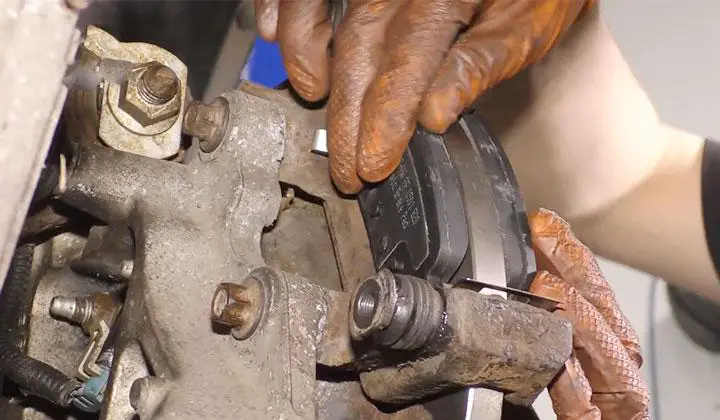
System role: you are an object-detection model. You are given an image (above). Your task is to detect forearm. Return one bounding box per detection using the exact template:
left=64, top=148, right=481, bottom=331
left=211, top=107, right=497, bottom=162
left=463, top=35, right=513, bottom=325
left=572, top=127, right=717, bottom=301
left=474, top=6, right=720, bottom=299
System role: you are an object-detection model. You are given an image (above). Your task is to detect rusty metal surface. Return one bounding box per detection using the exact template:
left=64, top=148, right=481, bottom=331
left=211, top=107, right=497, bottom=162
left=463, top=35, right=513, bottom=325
left=0, top=0, right=80, bottom=298
left=359, top=287, right=573, bottom=407
left=211, top=276, right=268, bottom=340
left=240, top=83, right=376, bottom=292
left=183, top=98, right=230, bottom=153
left=112, top=63, right=181, bottom=128
left=81, top=26, right=187, bottom=159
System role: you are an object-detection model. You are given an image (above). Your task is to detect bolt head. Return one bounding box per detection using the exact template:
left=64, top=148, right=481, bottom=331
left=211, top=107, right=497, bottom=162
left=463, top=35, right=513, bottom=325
left=211, top=283, right=249, bottom=327
left=119, top=62, right=181, bottom=127
left=210, top=277, right=266, bottom=340
left=182, top=98, right=229, bottom=152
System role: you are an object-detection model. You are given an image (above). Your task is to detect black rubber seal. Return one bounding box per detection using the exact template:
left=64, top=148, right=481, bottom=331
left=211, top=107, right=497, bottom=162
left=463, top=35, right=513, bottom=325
left=701, top=138, right=720, bottom=277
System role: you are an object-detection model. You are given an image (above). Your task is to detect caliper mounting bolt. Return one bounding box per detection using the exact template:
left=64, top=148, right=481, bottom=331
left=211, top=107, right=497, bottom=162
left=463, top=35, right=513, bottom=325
left=183, top=97, right=230, bottom=153
left=211, top=275, right=266, bottom=340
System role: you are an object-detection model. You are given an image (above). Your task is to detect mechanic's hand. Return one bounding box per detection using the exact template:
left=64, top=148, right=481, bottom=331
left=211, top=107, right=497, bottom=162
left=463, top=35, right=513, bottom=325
left=254, top=0, right=596, bottom=193
left=529, top=209, right=649, bottom=420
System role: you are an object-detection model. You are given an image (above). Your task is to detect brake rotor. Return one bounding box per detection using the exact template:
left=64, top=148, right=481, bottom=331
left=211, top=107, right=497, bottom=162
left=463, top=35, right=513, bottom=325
left=358, top=112, right=537, bottom=420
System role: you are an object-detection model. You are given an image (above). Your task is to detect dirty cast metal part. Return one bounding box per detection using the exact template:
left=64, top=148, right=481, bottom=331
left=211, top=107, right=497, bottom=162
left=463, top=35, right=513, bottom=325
left=51, top=81, right=433, bottom=419
left=0, top=0, right=80, bottom=293
left=55, top=83, right=412, bottom=419
left=60, top=86, right=288, bottom=418
left=350, top=272, right=572, bottom=407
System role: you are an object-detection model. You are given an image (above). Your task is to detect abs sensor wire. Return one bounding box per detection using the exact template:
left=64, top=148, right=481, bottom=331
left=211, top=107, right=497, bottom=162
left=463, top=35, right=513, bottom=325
left=0, top=244, right=81, bottom=407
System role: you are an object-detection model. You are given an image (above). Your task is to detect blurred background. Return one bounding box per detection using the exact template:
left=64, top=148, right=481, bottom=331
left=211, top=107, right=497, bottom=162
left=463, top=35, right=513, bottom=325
left=599, top=1, right=720, bottom=419
left=76, top=1, right=720, bottom=418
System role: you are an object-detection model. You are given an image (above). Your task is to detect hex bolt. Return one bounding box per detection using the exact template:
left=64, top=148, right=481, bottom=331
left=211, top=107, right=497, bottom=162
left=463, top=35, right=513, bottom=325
left=50, top=296, right=93, bottom=325
left=211, top=283, right=244, bottom=326
left=139, top=63, right=179, bottom=105
left=211, top=276, right=266, bottom=340
left=183, top=98, right=230, bottom=153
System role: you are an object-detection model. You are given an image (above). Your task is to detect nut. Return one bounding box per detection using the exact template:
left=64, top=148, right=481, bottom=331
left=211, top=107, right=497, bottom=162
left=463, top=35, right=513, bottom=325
left=211, top=276, right=265, bottom=340
left=183, top=98, right=230, bottom=153
left=119, top=62, right=181, bottom=127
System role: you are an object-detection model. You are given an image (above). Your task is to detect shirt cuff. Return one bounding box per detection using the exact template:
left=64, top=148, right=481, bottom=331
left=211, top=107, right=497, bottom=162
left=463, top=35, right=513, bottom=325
left=702, top=138, right=720, bottom=276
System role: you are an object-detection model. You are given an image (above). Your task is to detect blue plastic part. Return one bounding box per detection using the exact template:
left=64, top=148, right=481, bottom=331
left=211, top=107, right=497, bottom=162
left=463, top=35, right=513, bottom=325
left=73, top=368, right=110, bottom=413
left=243, top=38, right=287, bottom=88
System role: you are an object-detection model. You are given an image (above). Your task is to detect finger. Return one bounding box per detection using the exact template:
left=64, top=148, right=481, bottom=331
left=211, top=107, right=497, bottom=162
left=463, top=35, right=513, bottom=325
left=254, top=0, right=279, bottom=41
left=530, top=209, right=643, bottom=369
left=550, top=355, right=602, bottom=420
left=419, top=0, right=585, bottom=133
left=531, top=273, right=650, bottom=420
left=534, top=271, right=601, bottom=420
left=356, top=0, right=481, bottom=182
left=328, top=0, right=406, bottom=194
left=276, top=0, right=332, bottom=102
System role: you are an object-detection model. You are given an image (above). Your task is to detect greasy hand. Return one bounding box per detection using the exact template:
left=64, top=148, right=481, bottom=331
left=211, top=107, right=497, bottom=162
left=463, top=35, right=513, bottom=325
left=529, top=209, right=649, bottom=420
left=254, top=0, right=595, bottom=193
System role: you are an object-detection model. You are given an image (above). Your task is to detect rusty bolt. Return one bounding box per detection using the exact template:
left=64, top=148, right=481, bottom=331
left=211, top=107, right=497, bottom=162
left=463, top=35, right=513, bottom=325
left=140, top=64, right=179, bottom=105
left=119, top=62, right=182, bottom=127
left=183, top=97, right=230, bottom=153
left=211, top=277, right=265, bottom=340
